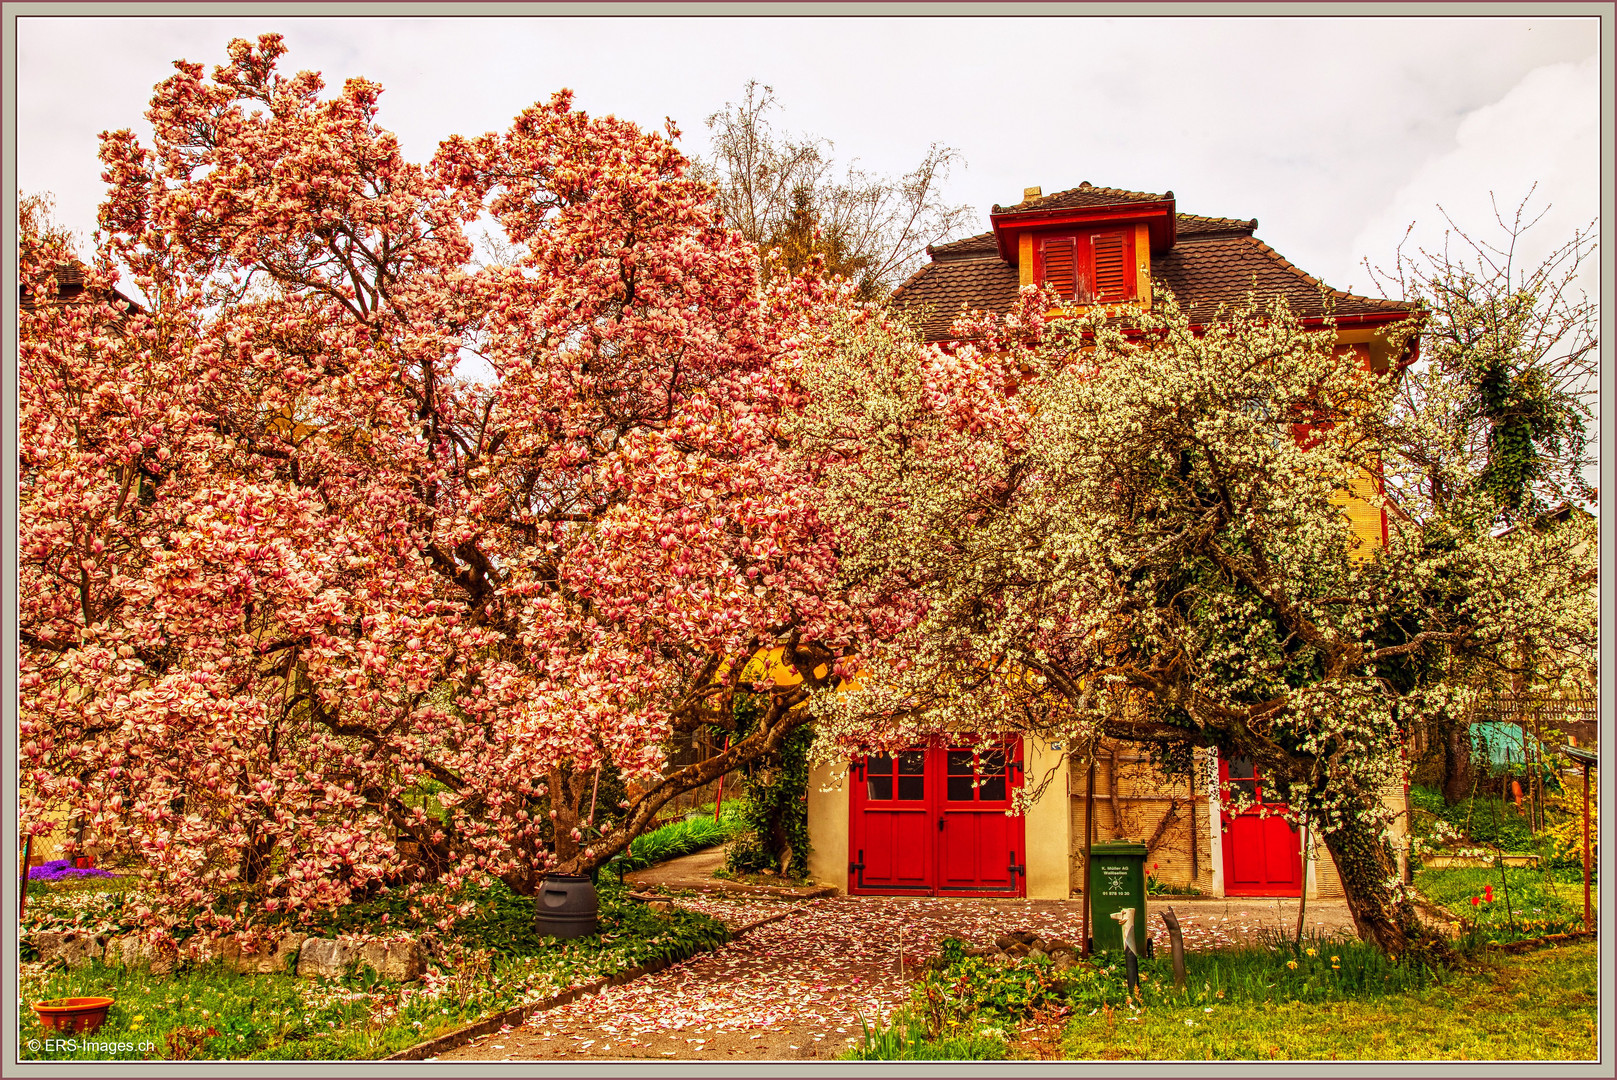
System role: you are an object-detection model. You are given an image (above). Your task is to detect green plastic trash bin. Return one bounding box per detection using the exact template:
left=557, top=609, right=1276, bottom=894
left=1087, top=841, right=1148, bottom=955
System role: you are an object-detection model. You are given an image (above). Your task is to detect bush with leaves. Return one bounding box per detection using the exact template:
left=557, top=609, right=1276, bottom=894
left=723, top=690, right=813, bottom=878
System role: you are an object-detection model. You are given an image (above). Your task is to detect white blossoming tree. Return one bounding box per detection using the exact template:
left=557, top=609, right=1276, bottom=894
left=1367, top=198, right=1599, bottom=803
left=793, top=286, right=1595, bottom=956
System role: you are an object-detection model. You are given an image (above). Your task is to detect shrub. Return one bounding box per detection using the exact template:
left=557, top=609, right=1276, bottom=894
left=724, top=702, right=814, bottom=878
left=613, top=812, right=748, bottom=875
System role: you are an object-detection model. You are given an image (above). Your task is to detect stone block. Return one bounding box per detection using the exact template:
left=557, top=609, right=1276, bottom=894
left=220, top=932, right=308, bottom=975
left=297, top=936, right=424, bottom=982
left=29, top=931, right=107, bottom=969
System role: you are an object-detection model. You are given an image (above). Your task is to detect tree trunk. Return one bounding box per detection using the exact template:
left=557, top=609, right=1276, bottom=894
left=1319, top=808, right=1442, bottom=959
left=1441, top=720, right=1473, bottom=805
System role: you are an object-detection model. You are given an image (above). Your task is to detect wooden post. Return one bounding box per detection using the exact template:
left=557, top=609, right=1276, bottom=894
left=1294, top=822, right=1310, bottom=952
left=1188, top=763, right=1199, bottom=881
left=1160, top=907, right=1187, bottom=988
left=1531, top=710, right=1544, bottom=832
left=1082, top=744, right=1097, bottom=957
left=1400, top=720, right=1414, bottom=885
left=1583, top=761, right=1592, bottom=932
left=712, top=735, right=732, bottom=821
left=1520, top=717, right=1533, bottom=833
left=18, top=834, right=32, bottom=918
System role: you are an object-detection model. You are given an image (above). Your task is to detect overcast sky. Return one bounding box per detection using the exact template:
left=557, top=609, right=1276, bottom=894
left=15, top=13, right=1601, bottom=304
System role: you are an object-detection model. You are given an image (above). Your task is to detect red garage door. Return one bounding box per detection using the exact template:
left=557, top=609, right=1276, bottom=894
left=1220, top=754, right=1303, bottom=897
left=849, top=737, right=1026, bottom=896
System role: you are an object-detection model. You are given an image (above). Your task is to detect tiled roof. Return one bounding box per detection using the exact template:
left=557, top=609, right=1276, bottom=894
left=890, top=249, right=1020, bottom=342
left=994, top=181, right=1167, bottom=215
left=1177, top=213, right=1258, bottom=238
left=926, top=232, right=998, bottom=260
left=19, top=264, right=143, bottom=315
left=892, top=191, right=1412, bottom=342
left=1157, top=233, right=1411, bottom=324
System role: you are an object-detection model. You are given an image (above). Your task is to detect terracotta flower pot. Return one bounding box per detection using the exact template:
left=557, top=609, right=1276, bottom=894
left=32, top=997, right=114, bottom=1034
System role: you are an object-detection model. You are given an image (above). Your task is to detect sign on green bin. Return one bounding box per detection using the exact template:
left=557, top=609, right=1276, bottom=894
left=1087, top=841, right=1147, bottom=954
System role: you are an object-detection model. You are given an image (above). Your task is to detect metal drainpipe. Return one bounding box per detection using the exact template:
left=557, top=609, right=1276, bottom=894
left=1082, top=743, right=1096, bottom=956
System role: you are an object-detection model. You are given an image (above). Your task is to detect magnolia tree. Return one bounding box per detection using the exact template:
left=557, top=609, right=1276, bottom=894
left=20, top=36, right=895, bottom=932
left=792, top=287, right=1595, bottom=954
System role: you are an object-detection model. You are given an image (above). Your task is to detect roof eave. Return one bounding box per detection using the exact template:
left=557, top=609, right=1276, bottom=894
left=991, top=200, right=1178, bottom=262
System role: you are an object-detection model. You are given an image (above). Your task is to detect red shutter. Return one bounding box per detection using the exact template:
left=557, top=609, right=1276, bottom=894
left=1090, top=229, right=1135, bottom=302
left=1039, top=235, right=1077, bottom=301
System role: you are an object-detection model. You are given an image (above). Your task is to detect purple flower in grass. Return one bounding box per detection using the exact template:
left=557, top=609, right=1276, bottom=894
left=27, top=859, right=118, bottom=882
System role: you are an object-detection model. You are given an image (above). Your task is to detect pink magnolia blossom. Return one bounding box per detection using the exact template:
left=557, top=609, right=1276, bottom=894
left=20, top=35, right=899, bottom=927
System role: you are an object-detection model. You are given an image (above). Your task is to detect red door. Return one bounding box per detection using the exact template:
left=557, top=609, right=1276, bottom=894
left=849, top=747, right=933, bottom=892
left=1220, top=754, right=1303, bottom=897
left=849, top=737, right=1025, bottom=896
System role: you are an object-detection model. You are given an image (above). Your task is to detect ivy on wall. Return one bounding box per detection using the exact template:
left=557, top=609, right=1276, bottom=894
left=723, top=691, right=813, bottom=879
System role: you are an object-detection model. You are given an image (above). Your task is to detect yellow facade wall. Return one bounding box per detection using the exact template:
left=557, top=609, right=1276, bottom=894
left=1024, top=739, right=1072, bottom=899
left=1068, top=746, right=1217, bottom=895
left=806, top=759, right=850, bottom=892
left=1335, top=467, right=1387, bottom=559
left=1133, top=223, right=1153, bottom=309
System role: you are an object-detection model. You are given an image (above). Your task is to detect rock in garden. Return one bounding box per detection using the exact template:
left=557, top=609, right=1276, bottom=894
left=220, top=932, right=307, bottom=975
left=1028, top=947, right=1049, bottom=961
left=964, top=945, right=1000, bottom=958
left=1009, top=928, right=1040, bottom=944
left=28, top=931, right=107, bottom=969
left=994, top=934, right=1018, bottom=951
left=1045, top=939, right=1076, bottom=954
left=646, top=901, right=672, bottom=914
left=1052, top=952, right=1077, bottom=972
left=297, top=936, right=425, bottom=982
left=104, top=934, right=177, bottom=974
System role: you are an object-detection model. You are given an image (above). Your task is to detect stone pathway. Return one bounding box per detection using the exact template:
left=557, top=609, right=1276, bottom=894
left=441, top=892, right=1362, bottom=1062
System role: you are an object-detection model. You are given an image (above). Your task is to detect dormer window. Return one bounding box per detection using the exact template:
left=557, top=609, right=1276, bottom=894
left=1035, top=228, right=1137, bottom=304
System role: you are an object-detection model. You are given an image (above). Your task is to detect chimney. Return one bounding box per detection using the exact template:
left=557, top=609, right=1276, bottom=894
left=1022, top=186, right=1042, bottom=200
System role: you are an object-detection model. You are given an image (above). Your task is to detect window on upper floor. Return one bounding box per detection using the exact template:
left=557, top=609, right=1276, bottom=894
left=1034, top=228, right=1137, bottom=305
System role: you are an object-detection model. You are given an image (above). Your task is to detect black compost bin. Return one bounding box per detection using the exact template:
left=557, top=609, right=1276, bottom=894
left=534, top=874, right=599, bottom=939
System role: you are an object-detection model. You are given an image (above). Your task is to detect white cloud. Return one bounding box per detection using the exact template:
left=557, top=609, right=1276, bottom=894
left=14, top=12, right=1600, bottom=306
left=1342, top=54, right=1600, bottom=298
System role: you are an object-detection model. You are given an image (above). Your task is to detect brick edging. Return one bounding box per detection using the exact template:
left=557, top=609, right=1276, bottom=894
left=381, top=906, right=803, bottom=1061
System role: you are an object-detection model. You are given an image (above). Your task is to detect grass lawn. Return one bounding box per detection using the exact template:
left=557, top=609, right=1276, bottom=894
left=19, top=877, right=728, bottom=1061
left=1415, top=864, right=1594, bottom=933
left=1061, top=941, right=1598, bottom=1061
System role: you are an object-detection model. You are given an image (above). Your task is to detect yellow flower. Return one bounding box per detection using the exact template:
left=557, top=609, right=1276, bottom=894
left=1305, top=948, right=1317, bottom=957
left=1286, top=960, right=1298, bottom=969
left=1330, top=956, right=1339, bottom=963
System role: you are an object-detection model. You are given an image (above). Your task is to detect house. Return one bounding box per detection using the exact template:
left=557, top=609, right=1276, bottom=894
left=805, top=182, right=1419, bottom=901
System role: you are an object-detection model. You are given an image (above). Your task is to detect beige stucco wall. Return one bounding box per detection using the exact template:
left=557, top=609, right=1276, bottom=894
left=1023, top=738, right=1072, bottom=899
left=806, top=759, right=850, bottom=893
